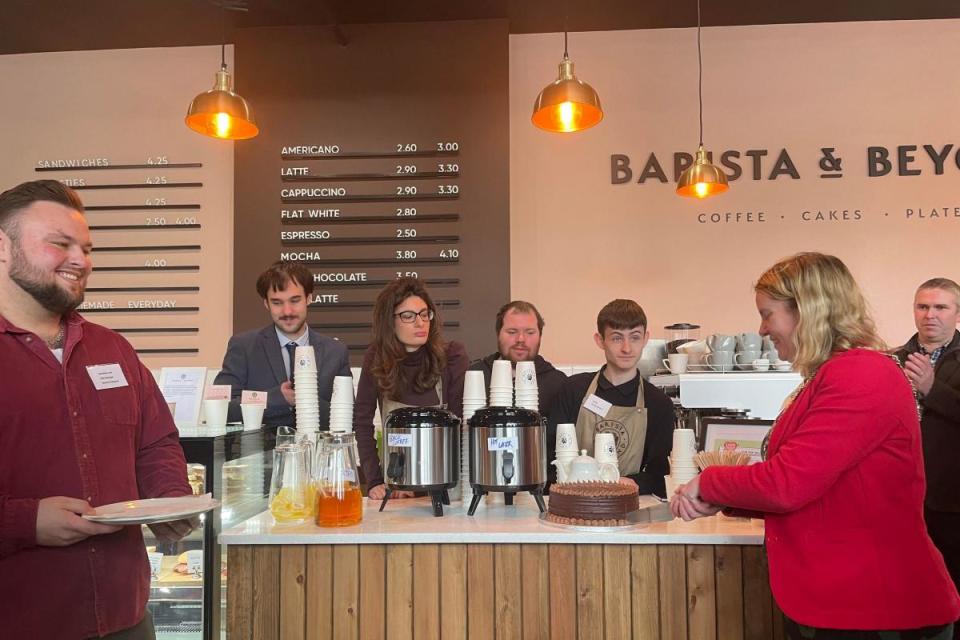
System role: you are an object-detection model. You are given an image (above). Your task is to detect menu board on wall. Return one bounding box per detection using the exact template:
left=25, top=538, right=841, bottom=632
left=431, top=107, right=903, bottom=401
left=34, top=157, right=205, bottom=356
left=235, top=20, right=510, bottom=363
left=0, top=46, right=234, bottom=368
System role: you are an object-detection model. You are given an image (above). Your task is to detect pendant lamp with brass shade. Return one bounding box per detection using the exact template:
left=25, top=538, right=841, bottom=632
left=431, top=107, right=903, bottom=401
left=185, top=4, right=258, bottom=141
left=676, top=0, right=728, bottom=198
left=532, top=31, right=603, bottom=133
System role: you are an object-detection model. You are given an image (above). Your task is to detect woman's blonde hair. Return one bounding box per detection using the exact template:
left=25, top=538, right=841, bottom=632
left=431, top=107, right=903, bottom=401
left=755, top=252, right=886, bottom=377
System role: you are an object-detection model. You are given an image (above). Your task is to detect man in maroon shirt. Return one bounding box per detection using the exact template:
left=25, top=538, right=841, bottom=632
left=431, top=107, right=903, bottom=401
left=0, top=180, right=192, bottom=639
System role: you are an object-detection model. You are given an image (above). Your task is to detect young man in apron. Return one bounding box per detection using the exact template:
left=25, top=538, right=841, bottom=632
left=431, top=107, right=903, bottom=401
left=546, top=299, right=674, bottom=496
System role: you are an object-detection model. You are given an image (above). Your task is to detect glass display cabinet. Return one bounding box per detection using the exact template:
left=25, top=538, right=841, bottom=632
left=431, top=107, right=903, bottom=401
left=144, top=426, right=278, bottom=640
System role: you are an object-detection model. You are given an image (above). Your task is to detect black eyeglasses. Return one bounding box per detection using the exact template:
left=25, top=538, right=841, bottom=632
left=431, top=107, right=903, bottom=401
left=394, top=309, right=434, bottom=323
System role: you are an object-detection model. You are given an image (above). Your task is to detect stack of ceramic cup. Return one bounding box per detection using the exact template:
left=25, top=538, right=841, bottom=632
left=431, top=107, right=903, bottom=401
left=553, top=423, right=579, bottom=482
left=458, top=370, right=487, bottom=503
left=705, top=334, right=736, bottom=372
left=514, top=361, right=538, bottom=411
left=665, top=428, right=699, bottom=495
left=488, top=359, right=513, bottom=407
left=328, top=375, right=355, bottom=433
left=293, top=346, right=320, bottom=432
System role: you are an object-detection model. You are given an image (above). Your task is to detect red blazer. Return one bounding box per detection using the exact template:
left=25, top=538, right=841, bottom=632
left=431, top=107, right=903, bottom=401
left=700, top=349, right=960, bottom=630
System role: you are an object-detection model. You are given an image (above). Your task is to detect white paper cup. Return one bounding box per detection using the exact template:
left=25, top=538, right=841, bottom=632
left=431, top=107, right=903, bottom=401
left=293, top=346, right=317, bottom=371
left=202, top=399, right=229, bottom=428
left=490, top=360, right=513, bottom=391
left=594, top=433, right=618, bottom=464
left=514, top=361, right=538, bottom=390
left=464, top=370, right=487, bottom=402
left=664, top=475, right=677, bottom=497
left=555, top=423, right=578, bottom=452
left=672, top=428, right=696, bottom=454
left=240, top=403, right=265, bottom=430
left=331, top=376, right=354, bottom=401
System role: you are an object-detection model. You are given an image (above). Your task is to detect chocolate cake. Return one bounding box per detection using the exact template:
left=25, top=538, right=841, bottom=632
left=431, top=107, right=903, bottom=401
left=546, top=481, right=640, bottom=526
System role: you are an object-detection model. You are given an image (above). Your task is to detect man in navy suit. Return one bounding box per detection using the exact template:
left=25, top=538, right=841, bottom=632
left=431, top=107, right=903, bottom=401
left=214, top=261, right=351, bottom=427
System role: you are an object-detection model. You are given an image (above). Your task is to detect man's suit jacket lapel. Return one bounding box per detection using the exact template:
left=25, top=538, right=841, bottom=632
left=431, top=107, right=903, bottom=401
left=259, top=325, right=288, bottom=384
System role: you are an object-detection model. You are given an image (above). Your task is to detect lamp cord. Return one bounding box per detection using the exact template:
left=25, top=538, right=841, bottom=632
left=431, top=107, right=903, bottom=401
left=564, top=30, right=568, bottom=58
left=697, top=0, right=703, bottom=146
left=220, top=0, right=227, bottom=70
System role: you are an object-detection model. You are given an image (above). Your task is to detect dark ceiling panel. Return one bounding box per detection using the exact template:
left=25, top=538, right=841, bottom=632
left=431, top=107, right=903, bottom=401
left=0, top=0, right=957, bottom=55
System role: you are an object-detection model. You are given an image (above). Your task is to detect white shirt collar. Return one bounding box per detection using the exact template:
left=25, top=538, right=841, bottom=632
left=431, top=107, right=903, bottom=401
left=275, top=325, right=309, bottom=347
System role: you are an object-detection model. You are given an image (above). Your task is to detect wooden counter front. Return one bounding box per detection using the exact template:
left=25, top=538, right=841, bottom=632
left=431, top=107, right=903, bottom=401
left=223, top=499, right=785, bottom=639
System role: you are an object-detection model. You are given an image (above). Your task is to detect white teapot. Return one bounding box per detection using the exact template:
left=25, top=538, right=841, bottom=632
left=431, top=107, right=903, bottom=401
left=563, top=450, right=619, bottom=483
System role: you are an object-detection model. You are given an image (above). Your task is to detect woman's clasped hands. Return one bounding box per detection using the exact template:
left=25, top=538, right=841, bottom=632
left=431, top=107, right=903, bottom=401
left=669, top=475, right=724, bottom=521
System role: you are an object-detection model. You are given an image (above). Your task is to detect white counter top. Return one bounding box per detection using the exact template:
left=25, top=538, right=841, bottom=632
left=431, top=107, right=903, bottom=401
left=220, top=494, right=764, bottom=546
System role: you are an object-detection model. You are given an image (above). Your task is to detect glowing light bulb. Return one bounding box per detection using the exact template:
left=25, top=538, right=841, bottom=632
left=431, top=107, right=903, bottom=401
left=558, top=102, right=576, bottom=130
left=694, top=182, right=709, bottom=198
left=214, top=112, right=231, bottom=138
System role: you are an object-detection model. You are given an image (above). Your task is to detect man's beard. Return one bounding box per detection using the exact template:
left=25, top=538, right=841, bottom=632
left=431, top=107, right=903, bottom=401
left=9, top=243, right=85, bottom=315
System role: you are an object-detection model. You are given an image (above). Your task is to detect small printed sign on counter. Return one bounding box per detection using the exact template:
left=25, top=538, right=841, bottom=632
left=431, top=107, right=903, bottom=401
left=241, top=389, right=267, bottom=405
left=186, top=550, right=203, bottom=578
left=203, top=384, right=231, bottom=401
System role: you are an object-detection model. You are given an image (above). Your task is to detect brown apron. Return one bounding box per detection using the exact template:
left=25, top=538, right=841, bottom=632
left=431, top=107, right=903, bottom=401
left=574, top=371, right=648, bottom=476
left=380, top=377, right=444, bottom=418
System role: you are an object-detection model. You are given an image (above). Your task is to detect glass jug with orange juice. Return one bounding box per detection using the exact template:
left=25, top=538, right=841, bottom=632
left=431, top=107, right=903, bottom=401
left=314, top=432, right=363, bottom=527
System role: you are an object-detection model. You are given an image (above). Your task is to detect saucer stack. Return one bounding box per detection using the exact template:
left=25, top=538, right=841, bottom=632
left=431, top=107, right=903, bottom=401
left=488, top=359, right=513, bottom=407
left=665, top=428, right=699, bottom=495
left=293, top=346, right=320, bottom=433
left=329, top=376, right=355, bottom=433
left=514, top=361, right=538, bottom=411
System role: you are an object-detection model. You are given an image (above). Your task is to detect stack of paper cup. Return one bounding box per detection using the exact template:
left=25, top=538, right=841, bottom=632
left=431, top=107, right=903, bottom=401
left=594, top=432, right=620, bottom=480
left=488, top=359, right=513, bottom=407
left=293, top=346, right=320, bottom=432
left=514, top=361, right=539, bottom=411
left=329, top=375, right=355, bottom=433
left=458, top=370, right=488, bottom=503
left=553, top=423, right=579, bottom=482
left=667, top=428, right=699, bottom=489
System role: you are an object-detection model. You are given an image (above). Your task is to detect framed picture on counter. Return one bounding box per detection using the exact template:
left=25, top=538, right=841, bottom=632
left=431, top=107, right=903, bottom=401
left=701, top=419, right=774, bottom=463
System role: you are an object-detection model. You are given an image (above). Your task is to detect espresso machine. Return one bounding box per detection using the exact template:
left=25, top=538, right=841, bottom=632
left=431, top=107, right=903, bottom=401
left=650, top=371, right=801, bottom=445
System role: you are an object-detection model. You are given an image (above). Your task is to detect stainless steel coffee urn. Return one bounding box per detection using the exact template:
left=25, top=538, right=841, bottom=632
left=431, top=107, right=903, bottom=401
left=379, top=407, right=460, bottom=517
left=467, top=406, right=547, bottom=515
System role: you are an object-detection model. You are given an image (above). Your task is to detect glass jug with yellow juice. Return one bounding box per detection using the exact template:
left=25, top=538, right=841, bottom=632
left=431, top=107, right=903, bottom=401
left=315, top=432, right=363, bottom=527
left=269, top=442, right=312, bottom=524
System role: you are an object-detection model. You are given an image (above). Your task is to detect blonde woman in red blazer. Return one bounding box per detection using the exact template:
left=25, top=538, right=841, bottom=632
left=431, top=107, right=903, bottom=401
left=671, top=253, right=960, bottom=639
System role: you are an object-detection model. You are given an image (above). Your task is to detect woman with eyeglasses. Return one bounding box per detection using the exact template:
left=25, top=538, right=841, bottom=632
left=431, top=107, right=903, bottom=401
left=354, top=277, right=468, bottom=500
